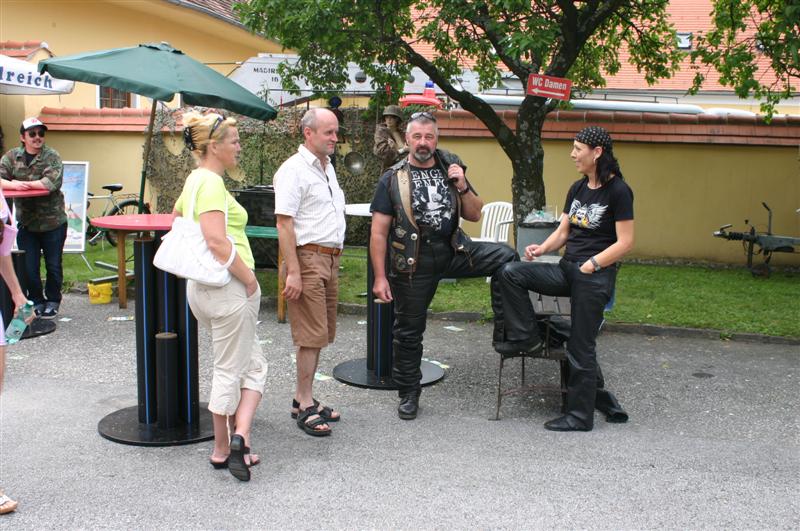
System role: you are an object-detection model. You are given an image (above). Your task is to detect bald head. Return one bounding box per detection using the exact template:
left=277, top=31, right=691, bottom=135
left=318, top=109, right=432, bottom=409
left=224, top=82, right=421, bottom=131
left=302, top=108, right=339, bottom=161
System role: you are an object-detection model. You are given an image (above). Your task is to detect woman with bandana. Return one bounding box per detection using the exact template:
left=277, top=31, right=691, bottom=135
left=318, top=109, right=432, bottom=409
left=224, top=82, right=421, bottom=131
left=496, top=126, right=634, bottom=432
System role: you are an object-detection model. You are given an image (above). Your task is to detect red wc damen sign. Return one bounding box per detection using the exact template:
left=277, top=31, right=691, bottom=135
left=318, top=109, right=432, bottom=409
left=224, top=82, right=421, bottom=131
left=526, top=73, right=572, bottom=101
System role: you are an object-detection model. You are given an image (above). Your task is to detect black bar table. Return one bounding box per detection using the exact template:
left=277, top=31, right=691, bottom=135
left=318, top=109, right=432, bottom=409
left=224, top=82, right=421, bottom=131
left=332, top=203, right=444, bottom=389
left=91, top=214, right=213, bottom=446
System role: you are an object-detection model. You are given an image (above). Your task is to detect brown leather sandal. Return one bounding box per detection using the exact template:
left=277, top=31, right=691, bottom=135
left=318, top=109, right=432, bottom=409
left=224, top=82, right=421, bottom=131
left=291, top=398, right=340, bottom=422
left=296, top=405, right=332, bottom=437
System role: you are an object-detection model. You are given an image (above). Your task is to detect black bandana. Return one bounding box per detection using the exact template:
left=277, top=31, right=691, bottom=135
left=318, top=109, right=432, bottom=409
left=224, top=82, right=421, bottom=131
left=575, top=126, right=612, bottom=151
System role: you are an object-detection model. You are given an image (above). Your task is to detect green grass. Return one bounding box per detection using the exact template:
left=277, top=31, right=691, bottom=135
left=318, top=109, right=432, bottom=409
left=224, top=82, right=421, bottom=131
left=63, top=244, right=800, bottom=338
left=62, top=240, right=133, bottom=288
left=608, top=264, right=800, bottom=338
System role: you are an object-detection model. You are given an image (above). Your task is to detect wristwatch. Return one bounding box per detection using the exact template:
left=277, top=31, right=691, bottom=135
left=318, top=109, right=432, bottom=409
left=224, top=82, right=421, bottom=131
left=457, top=185, right=469, bottom=195
left=589, top=256, right=602, bottom=272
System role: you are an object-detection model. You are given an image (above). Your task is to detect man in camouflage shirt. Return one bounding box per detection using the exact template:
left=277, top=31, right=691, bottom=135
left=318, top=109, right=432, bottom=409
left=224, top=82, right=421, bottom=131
left=0, top=118, right=67, bottom=319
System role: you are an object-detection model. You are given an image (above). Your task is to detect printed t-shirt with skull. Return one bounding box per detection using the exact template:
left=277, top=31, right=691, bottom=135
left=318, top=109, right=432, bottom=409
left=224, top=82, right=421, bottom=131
left=370, top=162, right=457, bottom=240
left=562, top=176, right=634, bottom=262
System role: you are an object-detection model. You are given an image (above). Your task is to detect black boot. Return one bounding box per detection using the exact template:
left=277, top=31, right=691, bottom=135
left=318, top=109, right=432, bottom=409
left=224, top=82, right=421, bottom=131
left=493, top=337, right=543, bottom=356
left=544, top=414, right=592, bottom=432
left=492, top=320, right=505, bottom=344
left=398, top=390, right=420, bottom=420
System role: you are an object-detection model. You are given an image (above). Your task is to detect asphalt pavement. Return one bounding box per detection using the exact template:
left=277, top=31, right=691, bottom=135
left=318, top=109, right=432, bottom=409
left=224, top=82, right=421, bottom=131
left=0, top=292, right=797, bottom=530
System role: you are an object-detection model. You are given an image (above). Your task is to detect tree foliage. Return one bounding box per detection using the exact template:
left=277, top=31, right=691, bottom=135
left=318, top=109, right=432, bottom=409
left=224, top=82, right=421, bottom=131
left=233, top=1, right=789, bottom=219
left=690, top=0, right=799, bottom=119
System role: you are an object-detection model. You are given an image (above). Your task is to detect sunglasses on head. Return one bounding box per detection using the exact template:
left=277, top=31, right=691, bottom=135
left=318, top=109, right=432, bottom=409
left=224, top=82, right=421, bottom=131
left=26, top=129, right=46, bottom=138
left=410, top=111, right=436, bottom=122
left=209, top=116, right=224, bottom=139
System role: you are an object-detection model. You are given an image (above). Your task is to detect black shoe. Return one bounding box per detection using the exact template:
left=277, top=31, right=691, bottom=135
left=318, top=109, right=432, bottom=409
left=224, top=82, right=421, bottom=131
left=544, top=415, right=592, bottom=432
left=228, top=434, right=250, bottom=481
left=40, top=302, right=59, bottom=320
left=603, top=409, right=629, bottom=423
left=493, top=337, right=543, bottom=356
left=398, top=391, right=420, bottom=420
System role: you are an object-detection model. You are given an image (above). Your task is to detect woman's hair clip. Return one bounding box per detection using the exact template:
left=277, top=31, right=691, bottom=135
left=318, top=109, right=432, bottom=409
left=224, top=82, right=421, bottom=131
left=183, top=127, right=196, bottom=150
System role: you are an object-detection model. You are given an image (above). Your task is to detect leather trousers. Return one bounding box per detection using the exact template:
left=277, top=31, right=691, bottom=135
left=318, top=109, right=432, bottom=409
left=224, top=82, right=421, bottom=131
left=499, top=258, right=620, bottom=428
left=389, top=238, right=518, bottom=396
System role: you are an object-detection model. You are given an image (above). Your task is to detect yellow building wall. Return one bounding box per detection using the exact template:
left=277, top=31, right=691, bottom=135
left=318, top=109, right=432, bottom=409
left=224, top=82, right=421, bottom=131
left=45, top=131, right=147, bottom=217
left=441, top=137, right=800, bottom=266
left=0, top=0, right=281, bottom=200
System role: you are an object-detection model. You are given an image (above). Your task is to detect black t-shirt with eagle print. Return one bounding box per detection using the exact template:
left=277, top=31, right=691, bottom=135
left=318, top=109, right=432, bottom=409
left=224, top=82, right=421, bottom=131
left=562, top=176, right=634, bottom=262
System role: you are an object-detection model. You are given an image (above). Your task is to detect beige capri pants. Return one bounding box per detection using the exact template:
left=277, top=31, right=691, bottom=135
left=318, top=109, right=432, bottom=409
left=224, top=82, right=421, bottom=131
left=187, top=277, right=268, bottom=416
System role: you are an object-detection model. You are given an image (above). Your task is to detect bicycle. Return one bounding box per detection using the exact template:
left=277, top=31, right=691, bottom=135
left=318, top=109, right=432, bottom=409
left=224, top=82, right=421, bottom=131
left=85, top=183, right=151, bottom=247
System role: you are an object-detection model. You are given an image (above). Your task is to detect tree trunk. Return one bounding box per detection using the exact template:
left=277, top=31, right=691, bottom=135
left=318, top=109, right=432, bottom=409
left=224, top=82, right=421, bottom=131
left=511, top=110, right=548, bottom=235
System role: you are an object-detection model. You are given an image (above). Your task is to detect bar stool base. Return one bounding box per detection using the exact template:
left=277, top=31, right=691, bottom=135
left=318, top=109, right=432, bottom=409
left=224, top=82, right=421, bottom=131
left=22, top=318, right=56, bottom=339
left=98, top=403, right=214, bottom=447
left=333, top=359, right=444, bottom=390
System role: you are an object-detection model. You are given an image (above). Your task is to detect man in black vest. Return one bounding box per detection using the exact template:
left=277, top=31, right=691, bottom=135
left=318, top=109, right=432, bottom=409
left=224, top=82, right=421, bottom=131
left=369, top=112, right=520, bottom=420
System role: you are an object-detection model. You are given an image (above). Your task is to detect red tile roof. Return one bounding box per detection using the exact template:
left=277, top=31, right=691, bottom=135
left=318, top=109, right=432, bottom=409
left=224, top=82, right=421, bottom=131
left=407, top=0, right=778, bottom=94
left=603, top=0, right=777, bottom=92
left=163, top=0, right=243, bottom=28
left=39, top=107, right=163, bottom=132
left=0, top=40, right=53, bottom=60
left=37, top=106, right=799, bottom=146
left=435, top=109, right=800, bottom=146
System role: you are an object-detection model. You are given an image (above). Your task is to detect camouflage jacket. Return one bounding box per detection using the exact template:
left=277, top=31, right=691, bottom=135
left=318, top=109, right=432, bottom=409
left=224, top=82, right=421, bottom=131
left=0, top=145, right=66, bottom=231
left=373, top=123, right=407, bottom=173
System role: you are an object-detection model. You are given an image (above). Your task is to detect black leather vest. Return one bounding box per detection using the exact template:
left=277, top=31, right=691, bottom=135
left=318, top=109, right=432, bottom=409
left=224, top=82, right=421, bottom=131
left=386, top=149, right=471, bottom=275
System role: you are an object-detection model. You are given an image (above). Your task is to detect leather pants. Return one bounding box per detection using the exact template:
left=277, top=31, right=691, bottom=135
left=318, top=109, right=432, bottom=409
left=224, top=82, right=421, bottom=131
left=389, top=238, right=518, bottom=396
left=499, top=258, right=620, bottom=428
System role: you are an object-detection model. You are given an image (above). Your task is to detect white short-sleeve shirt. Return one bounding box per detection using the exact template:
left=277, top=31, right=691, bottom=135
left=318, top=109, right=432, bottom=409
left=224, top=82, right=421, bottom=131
left=273, top=145, right=346, bottom=248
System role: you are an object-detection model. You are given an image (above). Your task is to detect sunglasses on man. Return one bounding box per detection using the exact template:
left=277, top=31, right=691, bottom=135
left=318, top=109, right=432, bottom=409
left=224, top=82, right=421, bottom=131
left=26, top=129, right=46, bottom=138
left=409, top=111, right=437, bottom=122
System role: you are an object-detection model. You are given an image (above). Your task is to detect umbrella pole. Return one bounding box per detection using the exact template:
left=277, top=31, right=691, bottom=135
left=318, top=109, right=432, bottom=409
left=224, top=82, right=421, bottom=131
left=138, top=100, right=158, bottom=213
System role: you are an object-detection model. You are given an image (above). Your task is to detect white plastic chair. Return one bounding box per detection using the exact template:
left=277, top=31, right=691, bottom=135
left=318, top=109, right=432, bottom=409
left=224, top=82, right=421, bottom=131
left=469, top=201, right=514, bottom=282
left=471, top=201, right=514, bottom=244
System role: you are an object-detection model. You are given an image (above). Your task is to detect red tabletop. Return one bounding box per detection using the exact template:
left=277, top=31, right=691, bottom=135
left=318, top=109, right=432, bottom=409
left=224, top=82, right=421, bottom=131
left=91, top=213, right=175, bottom=231
left=3, top=189, right=50, bottom=198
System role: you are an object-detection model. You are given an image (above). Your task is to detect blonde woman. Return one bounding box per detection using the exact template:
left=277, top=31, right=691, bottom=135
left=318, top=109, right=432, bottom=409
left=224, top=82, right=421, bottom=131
left=174, top=112, right=267, bottom=482
left=0, top=188, right=31, bottom=515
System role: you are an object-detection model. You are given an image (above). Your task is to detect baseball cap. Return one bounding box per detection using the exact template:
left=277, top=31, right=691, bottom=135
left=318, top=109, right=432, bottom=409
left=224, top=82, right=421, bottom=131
left=20, top=117, right=48, bottom=134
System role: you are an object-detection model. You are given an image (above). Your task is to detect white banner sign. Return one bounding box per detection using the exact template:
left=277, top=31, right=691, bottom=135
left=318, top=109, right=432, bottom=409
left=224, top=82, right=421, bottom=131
left=0, top=54, right=74, bottom=95
left=229, top=53, right=480, bottom=107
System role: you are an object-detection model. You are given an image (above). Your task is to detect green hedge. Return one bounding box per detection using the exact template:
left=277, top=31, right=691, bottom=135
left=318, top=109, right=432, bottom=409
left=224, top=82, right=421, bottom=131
left=146, top=106, right=385, bottom=246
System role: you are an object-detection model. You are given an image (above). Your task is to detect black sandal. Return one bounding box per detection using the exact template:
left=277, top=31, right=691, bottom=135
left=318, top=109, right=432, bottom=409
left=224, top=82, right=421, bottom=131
left=228, top=434, right=251, bottom=481
left=244, top=446, right=261, bottom=467
left=291, top=398, right=340, bottom=422
left=209, top=457, right=229, bottom=469
left=297, top=406, right=332, bottom=437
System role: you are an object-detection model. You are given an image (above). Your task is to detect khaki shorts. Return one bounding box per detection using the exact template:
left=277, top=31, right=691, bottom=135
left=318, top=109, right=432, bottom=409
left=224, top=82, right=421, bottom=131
left=187, top=277, right=268, bottom=416
left=283, top=249, right=339, bottom=348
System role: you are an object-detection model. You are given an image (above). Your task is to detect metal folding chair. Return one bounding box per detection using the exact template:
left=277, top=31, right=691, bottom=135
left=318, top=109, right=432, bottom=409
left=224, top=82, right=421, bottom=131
left=493, top=291, right=569, bottom=420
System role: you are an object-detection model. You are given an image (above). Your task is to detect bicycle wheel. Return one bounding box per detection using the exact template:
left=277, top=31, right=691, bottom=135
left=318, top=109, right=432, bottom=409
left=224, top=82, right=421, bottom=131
left=105, top=199, right=151, bottom=247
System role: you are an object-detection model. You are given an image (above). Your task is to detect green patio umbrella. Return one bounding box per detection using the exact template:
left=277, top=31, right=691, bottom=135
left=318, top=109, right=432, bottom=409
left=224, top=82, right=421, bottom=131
left=38, top=42, right=278, bottom=212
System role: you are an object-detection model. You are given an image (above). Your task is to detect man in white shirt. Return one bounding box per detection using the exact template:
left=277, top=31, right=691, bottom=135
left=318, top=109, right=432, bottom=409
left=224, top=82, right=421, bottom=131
left=274, top=108, right=346, bottom=437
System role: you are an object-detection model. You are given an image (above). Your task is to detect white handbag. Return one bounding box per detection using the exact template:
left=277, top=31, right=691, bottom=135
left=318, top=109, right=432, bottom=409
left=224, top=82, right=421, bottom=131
left=153, top=176, right=236, bottom=286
